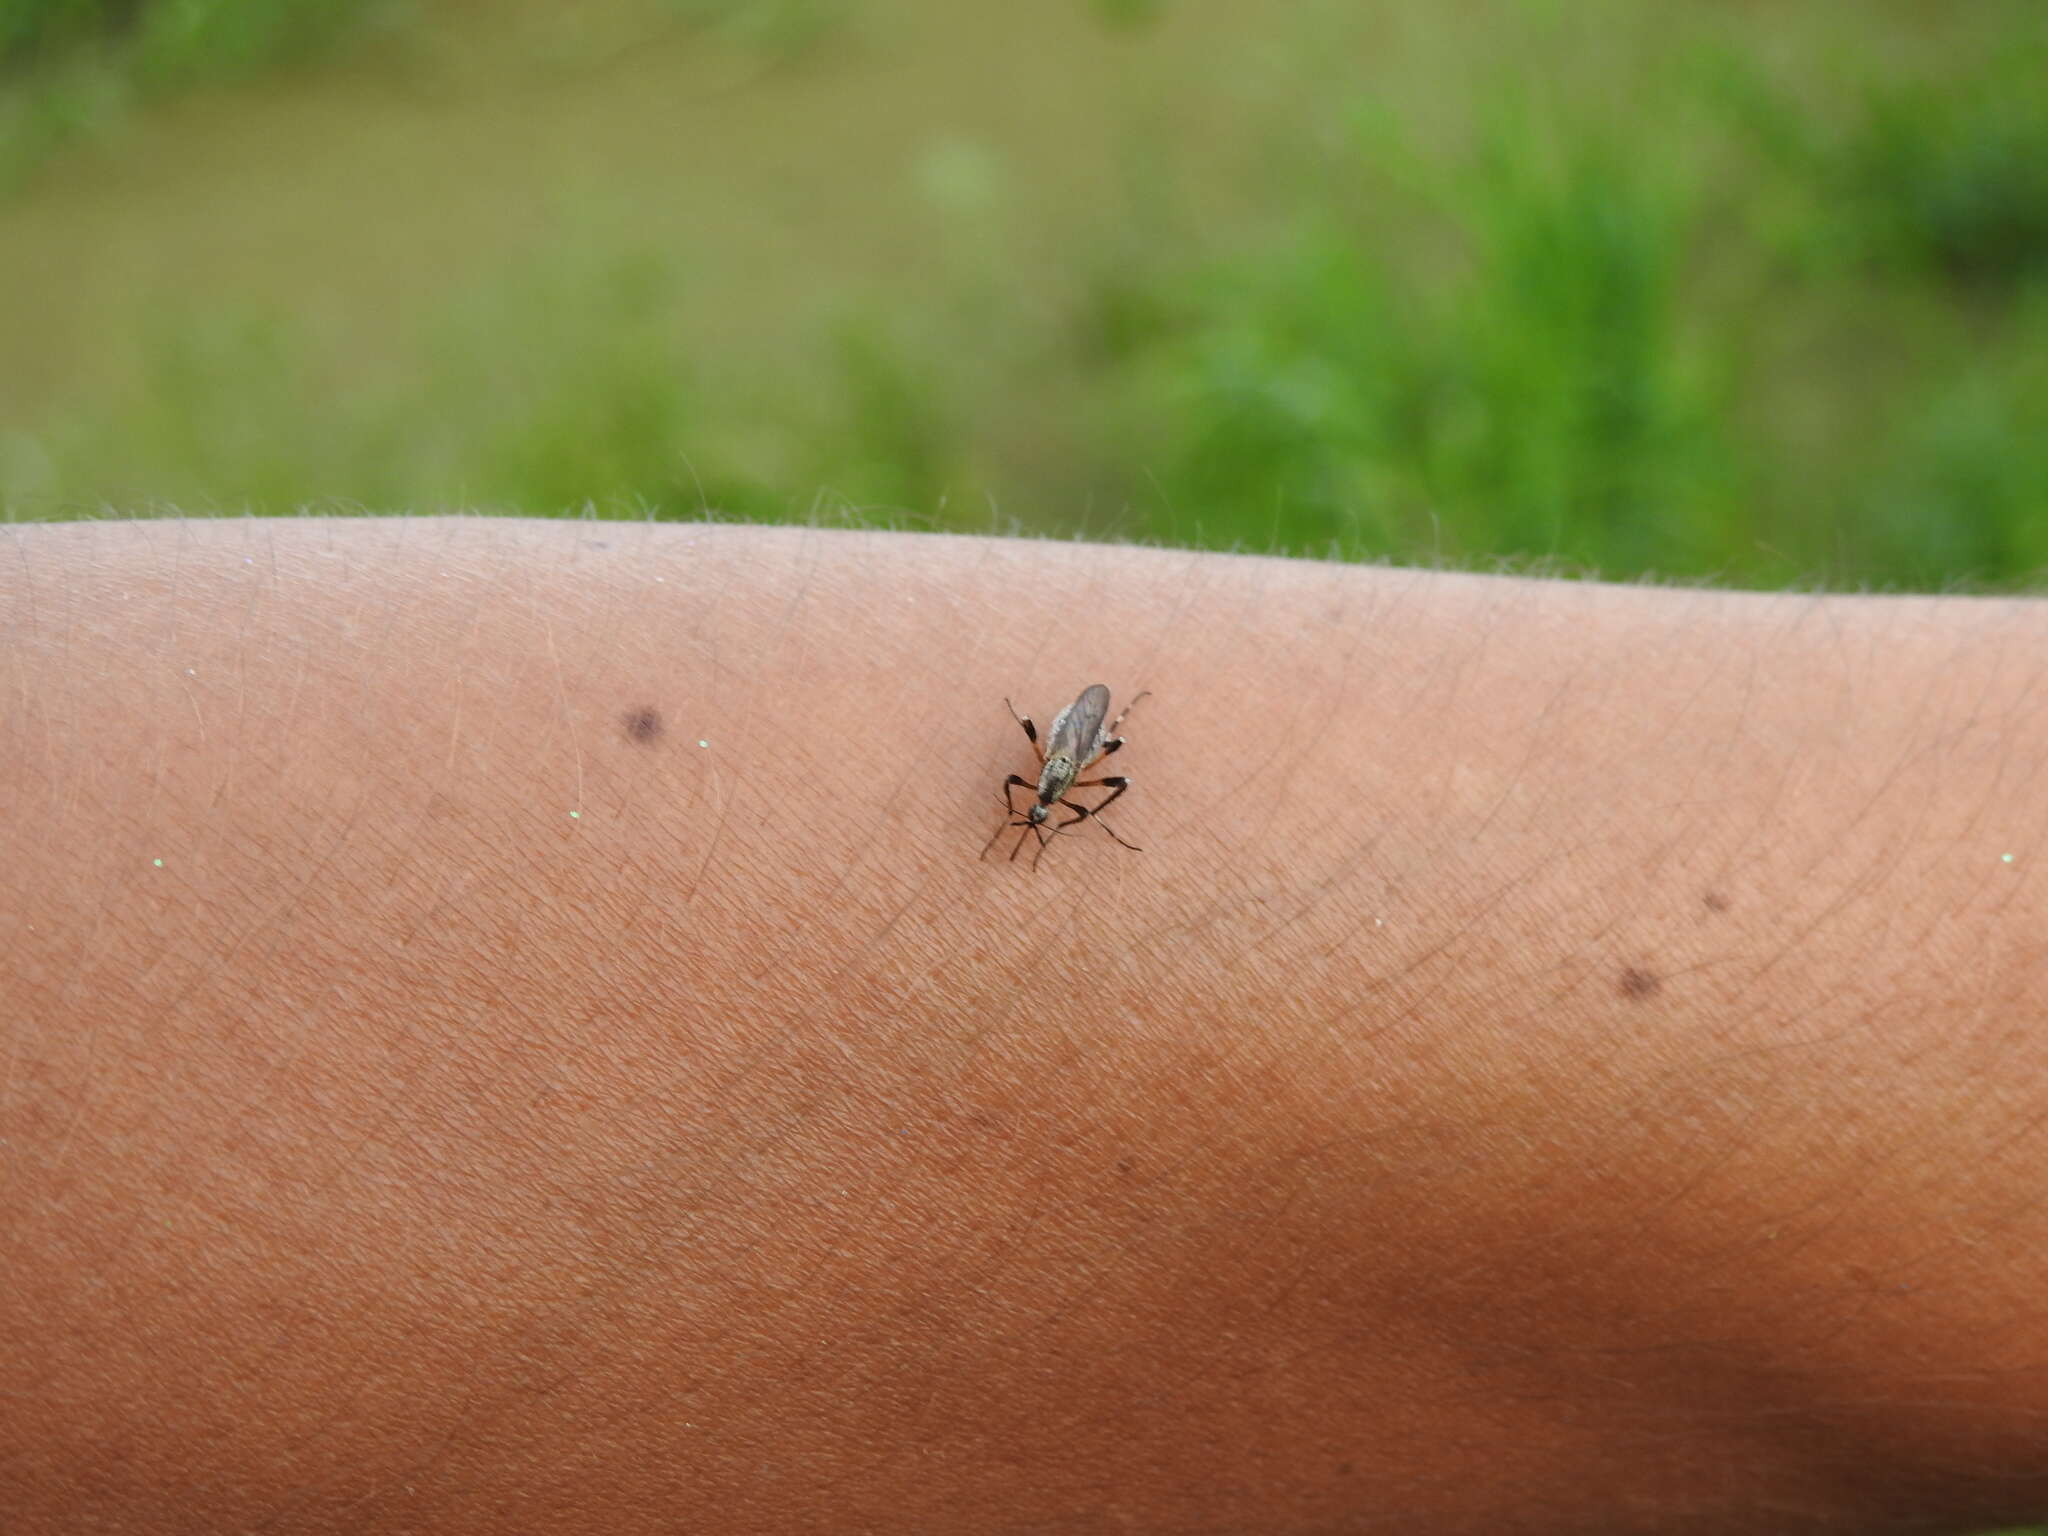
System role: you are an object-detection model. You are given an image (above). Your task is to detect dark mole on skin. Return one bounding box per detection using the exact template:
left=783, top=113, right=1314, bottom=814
left=1702, top=891, right=1730, bottom=913
left=622, top=707, right=664, bottom=744
left=1618, top=965, right=1663, bottom=1001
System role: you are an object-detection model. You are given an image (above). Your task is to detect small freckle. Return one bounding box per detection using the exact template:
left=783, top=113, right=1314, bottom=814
left=1701, top=890, right=1730, bottom=913
left=622, top=707, right=664, bottom=744
left=1618, top=965, right=1663, bottom=1001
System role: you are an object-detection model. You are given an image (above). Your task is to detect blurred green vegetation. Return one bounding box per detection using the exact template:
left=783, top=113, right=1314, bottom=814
left=1, top=0, right=2045, bottom=589
left=0, top=0, right=409, bottom=191
left=0, top=0, right=390, bottom=77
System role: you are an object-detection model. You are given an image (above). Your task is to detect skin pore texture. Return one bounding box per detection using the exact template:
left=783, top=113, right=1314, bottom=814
left=3, top=515, right=2046, bottom=1535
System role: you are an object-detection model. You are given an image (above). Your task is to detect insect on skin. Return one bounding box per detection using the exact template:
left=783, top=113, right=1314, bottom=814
left=981, top=684, right=1149, bottom=869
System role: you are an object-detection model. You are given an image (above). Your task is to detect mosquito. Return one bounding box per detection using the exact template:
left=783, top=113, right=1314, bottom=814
left=981, top=683, right=1148, bottom=869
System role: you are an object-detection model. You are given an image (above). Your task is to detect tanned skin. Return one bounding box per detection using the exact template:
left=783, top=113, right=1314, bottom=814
left=3, top=517, right=2046, bottom=1535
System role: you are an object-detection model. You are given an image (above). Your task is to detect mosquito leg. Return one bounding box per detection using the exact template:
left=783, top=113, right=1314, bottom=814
left=1057, top=804, right=1140, bottom=851
left=1068, top=775, right=1129, bottom=794
left=980, top=776, right=1038, bottom=859
left=1061, top=778, right=1133, bottom=821
left=982, top=814, right=1035, bottom=862
left=1004, top=698, right=1044, bottom=764
left=1057, top=793, right=1124, bottom=823
left=1028, top=820, right=1059, bottom=870
left=1090, top=691, right=1148, bottom=765
left=989, top=774, right=1037, bottom=824
left=1014, top=821, right=1046, bottom=864
left=1086, top=816, right=1140, bottom=852
left=1055, top=778, right=1140, bottom=850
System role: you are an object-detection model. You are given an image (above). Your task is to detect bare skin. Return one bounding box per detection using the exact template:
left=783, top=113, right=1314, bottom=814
left=3, top=516, right=2045, bottom=1535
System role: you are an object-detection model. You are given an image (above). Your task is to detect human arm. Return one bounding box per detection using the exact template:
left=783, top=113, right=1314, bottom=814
left=4, top=516, right=2045, bottom=1533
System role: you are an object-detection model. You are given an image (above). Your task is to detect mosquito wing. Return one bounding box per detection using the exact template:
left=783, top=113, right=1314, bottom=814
left=1046, top=683, right=1113, bottom=767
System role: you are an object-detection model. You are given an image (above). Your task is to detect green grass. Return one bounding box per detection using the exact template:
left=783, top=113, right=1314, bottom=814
left=2, top=0, right=2045, bottom=590
left=1109, top=99, right=1734, bottom=570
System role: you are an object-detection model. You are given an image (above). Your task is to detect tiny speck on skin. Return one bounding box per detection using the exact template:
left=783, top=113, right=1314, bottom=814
left=568, top=810, right=581, bottom=820
left=698, top=740, right=709, bottom=749
left=622, top=707, right=663, bottom=744
left=152, top=858, right=163, bottom=868
left=2002, top=853, right=2016, bottom=864
left=1618, top=965, right=1663, bottom=1001
left=1702, top=891, right=1730, bottom=913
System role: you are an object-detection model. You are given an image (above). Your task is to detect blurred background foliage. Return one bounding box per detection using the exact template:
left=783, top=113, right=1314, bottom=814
left=1, top=0, right=2045, bottom=588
